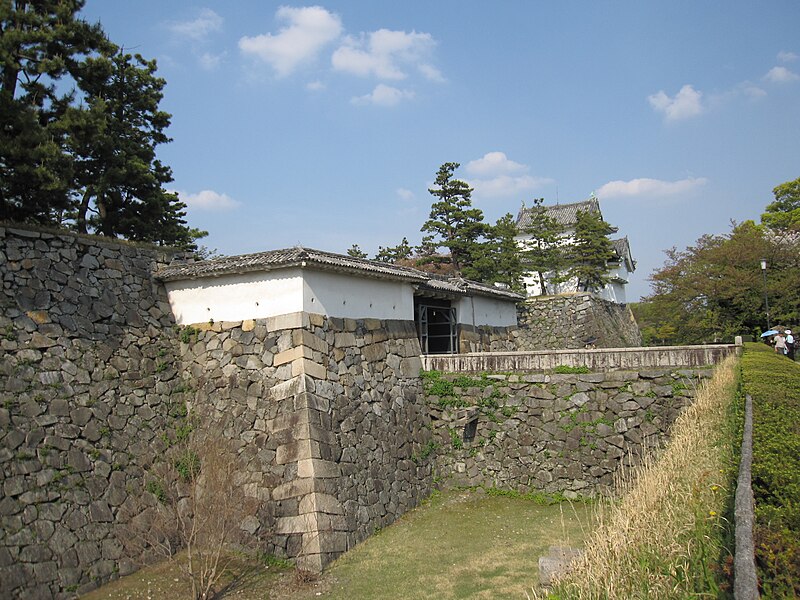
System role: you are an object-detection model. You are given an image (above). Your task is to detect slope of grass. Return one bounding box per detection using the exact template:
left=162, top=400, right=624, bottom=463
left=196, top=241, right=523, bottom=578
left=740, top=342, right=800, bottom=597
left=535, top=355, right=740, bottom=599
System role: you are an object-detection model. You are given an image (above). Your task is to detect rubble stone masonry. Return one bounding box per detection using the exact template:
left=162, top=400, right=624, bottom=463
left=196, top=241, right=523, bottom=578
left=0, top=225, right=722, bottom=599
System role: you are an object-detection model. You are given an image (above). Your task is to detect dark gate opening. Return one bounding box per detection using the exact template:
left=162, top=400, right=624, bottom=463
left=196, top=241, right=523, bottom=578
left=415, top=297, right=457, bottom=354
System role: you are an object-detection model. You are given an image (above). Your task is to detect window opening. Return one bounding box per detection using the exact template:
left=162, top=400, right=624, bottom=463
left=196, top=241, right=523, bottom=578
left=463, top=418, right=478, bottom=444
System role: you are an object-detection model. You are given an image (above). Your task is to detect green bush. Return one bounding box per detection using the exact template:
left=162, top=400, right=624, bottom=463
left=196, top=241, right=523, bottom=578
left=741, top=343, right=800, bottom=597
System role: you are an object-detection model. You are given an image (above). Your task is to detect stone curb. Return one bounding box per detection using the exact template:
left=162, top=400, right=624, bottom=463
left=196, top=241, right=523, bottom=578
left=734, top=393, right=759, bottom=599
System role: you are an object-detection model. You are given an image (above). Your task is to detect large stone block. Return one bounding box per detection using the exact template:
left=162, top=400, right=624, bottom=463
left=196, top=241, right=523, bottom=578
left=297, top=458, right=341, bottom=478
left=334, top=332, right=357, bottom=348
left=272, top=477, right=318, bottom=500
left=276, top=439, right=315, bottom=464
left=299, top=493, right=344, bottom=515
left=274, top=345, right=314, bottom=367
left=292, top=357, right=327, bottom=380
left=292, top=329, right=329, bottom=353
left=269, top=374, right=314, bottom=401
left=267, top=312, right=309, bottom=332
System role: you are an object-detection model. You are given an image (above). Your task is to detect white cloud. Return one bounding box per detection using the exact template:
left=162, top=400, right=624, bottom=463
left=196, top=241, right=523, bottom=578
left=198, top=52, right=224, bottom=70
left=168, top=8, right=223, bottom=41
left=764, top=65, right=800, bottom=83
left=738, top=81, right=767, bottom=99
left=648, top=84, right=704, bottom=121
left=463, top=152, right=552, bottom=199
left=418, top=63, right=445, bottom=83
left=306, top=80, right=326, bottom=91
left=351, top=84, right=414, bottom=106
left=238, top=6, right=343, bottom=77
left=596, top=177, right=708, bottom=199
left=397, top=188, right=415, bottom=201
left=176, top=190, right=241, bottom=211
left=778, top=51, right=799, bottom=63
left=332, top=29, right=436, bottom=80
left=465, top=152, right=528, bottom=177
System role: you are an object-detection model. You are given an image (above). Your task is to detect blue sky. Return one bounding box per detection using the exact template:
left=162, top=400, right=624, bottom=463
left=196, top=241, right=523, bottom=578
left=80, top=1, right=800, bottom=300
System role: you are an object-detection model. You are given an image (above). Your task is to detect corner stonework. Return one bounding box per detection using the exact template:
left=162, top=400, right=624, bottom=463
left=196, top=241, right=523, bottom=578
left=268, top=323, right=348, bottom=572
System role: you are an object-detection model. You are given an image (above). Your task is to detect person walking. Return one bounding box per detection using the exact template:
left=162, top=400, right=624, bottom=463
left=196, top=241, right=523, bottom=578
left=786, top=329, right=795, bottom=361
left=775, top=331, right=788, bottom=355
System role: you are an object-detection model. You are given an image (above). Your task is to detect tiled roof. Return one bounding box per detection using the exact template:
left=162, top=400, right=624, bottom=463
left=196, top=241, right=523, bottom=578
left=516, top=197, right=601, bottom=230
left=156, top=246, right=428, bottom=283
left=155, top=246, right=525, bottom=301
left=416, top=276, right=525, bottom=301
left=610, top=237, right=636, bottom=272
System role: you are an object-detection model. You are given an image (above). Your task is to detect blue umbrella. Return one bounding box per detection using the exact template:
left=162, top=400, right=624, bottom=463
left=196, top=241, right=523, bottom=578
left=761, top=330, right=779, bottom=337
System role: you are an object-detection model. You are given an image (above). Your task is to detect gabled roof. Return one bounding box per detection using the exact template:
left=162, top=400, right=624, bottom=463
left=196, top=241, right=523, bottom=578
left=156, top=246, right=428, bottom=284
left=155, top=246, right=525, bottom=302
left=610, top=237, right=636, bottom=272
left=416, top=276, right=525, bottom=301
left=516, top=197, right=601, bottom=230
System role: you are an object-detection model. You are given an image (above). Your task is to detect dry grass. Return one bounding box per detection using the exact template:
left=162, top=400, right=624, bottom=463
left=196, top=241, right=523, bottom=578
left=533, top=356, right=739, bottom=599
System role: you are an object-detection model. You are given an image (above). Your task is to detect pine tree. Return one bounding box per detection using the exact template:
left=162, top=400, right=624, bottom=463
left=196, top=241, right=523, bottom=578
left=67, top=48, right=203, bottom=248
left=0, top=0, right=107, bottom=224
left=0, top=3, right=204, bottom=249
left=468, top=213, right=525, bottom=291
left=518, top=198, right=566, bottom=294
left=346, top=244, right=368, bottom=258
left=419, top=162, right=486, bottom=275
left=566, top=209, right=616, bottom=292
left=374, top=237, right=413, bottom=263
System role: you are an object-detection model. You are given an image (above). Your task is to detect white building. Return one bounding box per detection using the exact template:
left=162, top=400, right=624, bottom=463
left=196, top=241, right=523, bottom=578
left=157, top=246, right=523, bottom=354
left=514, top=197, right=636, bottom=304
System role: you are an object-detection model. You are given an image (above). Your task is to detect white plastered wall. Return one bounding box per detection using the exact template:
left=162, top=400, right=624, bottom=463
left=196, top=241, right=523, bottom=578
left=164, top=269, right=304, bottom=325
left=455, top=295, right=518, bottom=328
left=164, top=267, right=417, bottom=325
left=302, top=270, right=415, bottom=320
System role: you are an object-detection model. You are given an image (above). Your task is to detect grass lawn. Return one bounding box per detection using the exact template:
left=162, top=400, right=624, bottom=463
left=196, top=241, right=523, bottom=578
left=82, top=489, right=593, bottom=599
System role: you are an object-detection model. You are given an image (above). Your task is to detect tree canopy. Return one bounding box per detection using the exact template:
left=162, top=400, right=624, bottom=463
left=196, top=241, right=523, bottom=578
left=0, top=1, right=204, bottom=249
left=517, top=197, right=566, bottom=294
left=761, top=176, right=800, bottom=233
left=634, top=177, right=800, bottom=345
left=418, top=162, right=487, bottom=274
left=566, top=209, right=617, bottom=292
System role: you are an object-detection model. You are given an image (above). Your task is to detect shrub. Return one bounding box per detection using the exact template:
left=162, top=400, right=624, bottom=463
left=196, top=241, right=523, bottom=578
left=123, top=435, right=260, bottom=600
left=741, top=343, right=800, bottom=597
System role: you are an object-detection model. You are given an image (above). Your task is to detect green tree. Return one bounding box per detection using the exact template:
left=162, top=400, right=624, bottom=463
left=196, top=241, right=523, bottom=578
left=518, top=198, right=567, bottom=294
left=638, top=220, right=794, bottom=344
left=762, top=176, right=800, bottom=232
left=66, top=48, right=203, bottom=248
left=566, top=209, right=616, bottom=292
left=0, top=2, right=204, bottom=249
left=346, top=244, right=368, bottom=258
left=0, top=0, right=107, bottom=224
left=374, top=237, right=413, bottom=263
left=419, top=162, right=486, bottom=275
left=469, top=213, right=525, bottom=291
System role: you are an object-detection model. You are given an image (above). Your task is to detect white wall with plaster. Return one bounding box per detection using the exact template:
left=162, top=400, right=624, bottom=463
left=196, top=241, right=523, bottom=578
left=302, top=269, right=415, bottom=320
left=455, top=295, right=518, bottom=328
left=164, top=269, right=304, bottom=325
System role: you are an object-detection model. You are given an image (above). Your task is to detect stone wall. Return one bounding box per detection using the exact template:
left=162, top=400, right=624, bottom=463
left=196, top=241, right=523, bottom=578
left=1, top=225, right=437, bottom=597
left=458, top=324, right=518, bottom=353
left=427, top=368, right=712, bottom=495
left=514, top=293, right=642, bottom=350
left=0, top=224, right=720, bottom=598
left=0, top=226, right=183, bottom=598
left=180, top=313, right=434, bottom=571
